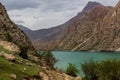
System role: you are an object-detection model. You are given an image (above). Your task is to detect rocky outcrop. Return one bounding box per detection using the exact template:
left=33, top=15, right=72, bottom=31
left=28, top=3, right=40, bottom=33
left=0, top=51, right=15, bottom=61
left=0, top=41, right=21, bottom=54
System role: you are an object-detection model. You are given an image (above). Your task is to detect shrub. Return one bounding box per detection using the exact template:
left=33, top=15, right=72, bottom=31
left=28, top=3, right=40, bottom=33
left=5, top=32, right=12, bottom=42
left=66, top=63, right=79, bottom=77
left=98, top=59, right=120, bottom=80
left=19, top=45, right=28, bottom=59
left=81, top=59, right=120, bottom=80
left=81, top=60, right=98, bottom=80
left=41, top=51, right=57, bottom=69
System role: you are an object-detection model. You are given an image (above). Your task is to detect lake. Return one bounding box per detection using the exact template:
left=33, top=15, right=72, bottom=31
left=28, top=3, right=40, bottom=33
left=52, top=51, right=120, bottom=76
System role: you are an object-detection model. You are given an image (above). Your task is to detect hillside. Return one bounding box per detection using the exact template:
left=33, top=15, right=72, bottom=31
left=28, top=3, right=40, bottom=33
left=0, top=2, right=82, bottom=80
left=56, top=2, right=111, bottom=51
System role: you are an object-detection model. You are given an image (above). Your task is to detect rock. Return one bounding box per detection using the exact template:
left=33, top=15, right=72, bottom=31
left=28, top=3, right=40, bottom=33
left=10, top=74, right=16, bottom=80
left=0, top=52, right=15, bottom=61
left=39, top=72, right=49, bottom=80
left=90, top=50, right=96, bottom=52
left=64, top=74, right=74, bottom=80
left=24, top=75, right=43, bottom=80
left=23, top=67, right=27, bottom=71
left=75, top=76, right=82, bottom=80
left=0, top=52, right=2, bottom=56
left=0, top=41, right=21, bottom=54
left=26, top=62, right=34, bottom=66
left=115, top=48, right=120, bottom=52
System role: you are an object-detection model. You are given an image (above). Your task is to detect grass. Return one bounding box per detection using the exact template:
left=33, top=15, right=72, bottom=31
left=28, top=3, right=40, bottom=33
left=0, top=46, right=42, bottom=80
left=0, top=56, right=41, bottom=80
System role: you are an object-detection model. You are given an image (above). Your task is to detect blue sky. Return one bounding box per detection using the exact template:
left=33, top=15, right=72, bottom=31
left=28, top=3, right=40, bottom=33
left=0, top=0, right=119, bottom=30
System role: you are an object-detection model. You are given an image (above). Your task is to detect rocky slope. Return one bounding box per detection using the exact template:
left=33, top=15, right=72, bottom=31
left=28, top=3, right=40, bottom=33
left=56, top=2, right=111, bottom=51
left=56, top=1, right=120, bottom=51
left=88, top=0, right=120, bottom=51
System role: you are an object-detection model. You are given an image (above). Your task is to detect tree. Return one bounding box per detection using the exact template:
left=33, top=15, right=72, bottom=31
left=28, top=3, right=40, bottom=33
left=66, top=63, right=79, bottom=77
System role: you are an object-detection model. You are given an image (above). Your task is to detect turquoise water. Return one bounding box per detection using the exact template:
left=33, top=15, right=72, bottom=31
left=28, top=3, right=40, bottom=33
left=52, top=51, right=120, bottom=76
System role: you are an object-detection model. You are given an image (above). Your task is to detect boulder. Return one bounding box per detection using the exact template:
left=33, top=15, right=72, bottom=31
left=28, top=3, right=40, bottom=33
left=0, top=52, right=15, bottom=61
left=115, top=48, right=120, bottom=52
left=3, top=53, right=15, bottom=61
left=10, top=74, right=17, bottom=80
left=39, top=72, right=49, bottom=80
left=75, top=76, right=82, bottom=80
left=0, top=41, right=21, bottom=54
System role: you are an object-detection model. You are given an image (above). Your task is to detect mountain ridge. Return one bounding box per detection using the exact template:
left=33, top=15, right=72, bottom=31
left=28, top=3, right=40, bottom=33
left=20, top=1, right=106, bottom=50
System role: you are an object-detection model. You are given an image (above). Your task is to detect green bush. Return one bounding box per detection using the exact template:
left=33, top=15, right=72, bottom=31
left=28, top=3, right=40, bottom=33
left=98, top=59, right=120, bottom=80
left=19, top=45, right=28, bottom=59
left=5, top=32, right=12, bottom=42
left=81, top=60, right=98, bottom=80
left=81, top=59, right=120, bottom=80
left=41, top=51, right=57, bottom=69
left=66, top=63, right=79, bottom=77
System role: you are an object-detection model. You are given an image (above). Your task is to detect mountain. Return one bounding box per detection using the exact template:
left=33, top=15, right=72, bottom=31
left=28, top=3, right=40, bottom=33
left=56, top=1, right=120, bottom=51
left=89, top=0, right=120, bottom=51
left=77, top=1, right=103, bottom=16
left=22, top=1, right=105, bottom=50
left=19, top=1, right=120, bottom=52
left=56, top=2, right=111, bottom=51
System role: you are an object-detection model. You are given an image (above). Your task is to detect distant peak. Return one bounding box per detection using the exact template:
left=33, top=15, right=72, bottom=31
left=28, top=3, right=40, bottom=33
left=77, top=1, right=104, bottom=17
left=82, top=1, right=103, bottom=12
left=0, top=2, right=4, bottom=7
left=87, top=1, right=100, bottom=4
left=0, top=2, right=6, bottom=15
left=115, top=0, right=120, bottom=8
